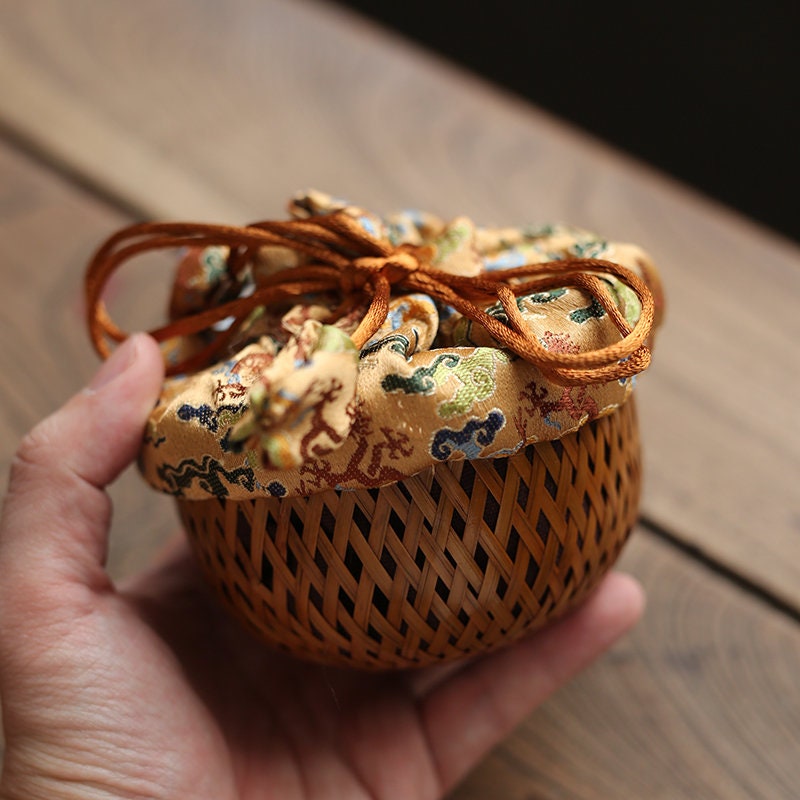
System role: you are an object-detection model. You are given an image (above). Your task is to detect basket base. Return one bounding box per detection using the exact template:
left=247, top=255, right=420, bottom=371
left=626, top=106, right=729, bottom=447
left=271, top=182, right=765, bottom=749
left=178, top=400, right=641, bottom=670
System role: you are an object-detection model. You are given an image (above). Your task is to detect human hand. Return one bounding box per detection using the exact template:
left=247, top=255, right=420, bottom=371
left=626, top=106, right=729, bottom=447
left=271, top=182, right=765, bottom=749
left=0, top=333, right=644, bottom=800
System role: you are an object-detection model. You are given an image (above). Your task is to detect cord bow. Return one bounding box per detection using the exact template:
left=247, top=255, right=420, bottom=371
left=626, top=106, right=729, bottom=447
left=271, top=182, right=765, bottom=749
left=86, top=210, right=656, bottom=385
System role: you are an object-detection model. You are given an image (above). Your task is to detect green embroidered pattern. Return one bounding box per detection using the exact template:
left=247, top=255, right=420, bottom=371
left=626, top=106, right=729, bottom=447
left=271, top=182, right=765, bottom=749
left=438, top=349, right=510, bottom=418
left=381, top=353, right=461, bottom=395
left=570, top=297, right=606, bottom=324
left=605, top=279, right=641, bottom=325
left=433, top=220, right=471, bottom=264
left=382, top=349, right=510, bottom=418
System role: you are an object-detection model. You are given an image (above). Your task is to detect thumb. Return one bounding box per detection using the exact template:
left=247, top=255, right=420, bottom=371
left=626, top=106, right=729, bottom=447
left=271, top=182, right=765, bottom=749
left=0, top=333, right=164, bottom=589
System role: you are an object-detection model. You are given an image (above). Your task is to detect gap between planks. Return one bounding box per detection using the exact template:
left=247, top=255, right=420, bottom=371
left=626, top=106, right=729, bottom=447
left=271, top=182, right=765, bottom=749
left=639, top=515, right=800, bottom=625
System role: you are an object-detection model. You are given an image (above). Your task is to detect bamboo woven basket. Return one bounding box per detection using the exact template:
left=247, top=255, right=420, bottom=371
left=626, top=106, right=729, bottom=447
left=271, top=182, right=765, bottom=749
left=177, top=398, right=640, bottom=670
left=85, top=192, right=661, bottom=671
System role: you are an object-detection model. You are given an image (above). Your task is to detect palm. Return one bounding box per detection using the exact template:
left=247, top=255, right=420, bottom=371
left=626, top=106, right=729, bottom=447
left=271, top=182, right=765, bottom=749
left=1, top=538, right=638, bottom=800
left=121, top=545, right=446, bottom=799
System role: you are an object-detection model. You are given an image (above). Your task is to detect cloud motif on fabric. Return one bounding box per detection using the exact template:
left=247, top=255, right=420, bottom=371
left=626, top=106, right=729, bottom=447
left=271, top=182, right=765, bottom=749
left=430, top=411, right=505, bottom=460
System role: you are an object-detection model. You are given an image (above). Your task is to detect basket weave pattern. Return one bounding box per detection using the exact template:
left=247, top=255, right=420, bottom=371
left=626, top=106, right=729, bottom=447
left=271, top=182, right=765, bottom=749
left=178, top=399, right=641, bottom=669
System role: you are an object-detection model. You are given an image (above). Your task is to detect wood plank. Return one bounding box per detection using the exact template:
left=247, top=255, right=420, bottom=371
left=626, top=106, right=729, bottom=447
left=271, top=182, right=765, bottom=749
left=1, top=137, right=798, bottom=799
left=1, top=0, right=797, bottom=608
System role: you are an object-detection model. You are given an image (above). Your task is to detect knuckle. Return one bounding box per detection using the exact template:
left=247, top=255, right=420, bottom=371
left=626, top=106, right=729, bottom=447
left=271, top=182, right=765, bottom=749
left=9, top=419, right=59, bottom=485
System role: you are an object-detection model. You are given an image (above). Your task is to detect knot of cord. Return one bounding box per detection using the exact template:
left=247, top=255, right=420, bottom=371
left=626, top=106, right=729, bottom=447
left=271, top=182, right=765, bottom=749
left=342, top=248, right=423, bottom=293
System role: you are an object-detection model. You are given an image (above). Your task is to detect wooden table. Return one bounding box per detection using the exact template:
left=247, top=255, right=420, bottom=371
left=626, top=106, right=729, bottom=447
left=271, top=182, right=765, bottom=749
left=1, top=1, right=798, bottom=797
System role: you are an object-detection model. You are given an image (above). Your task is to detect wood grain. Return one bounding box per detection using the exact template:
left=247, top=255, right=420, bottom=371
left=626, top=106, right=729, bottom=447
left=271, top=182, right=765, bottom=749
left=1, top=137, right=799, bottom=798
left=1, top=0, right=798, bottom=609
left=452, top=530, right=800, bottom=800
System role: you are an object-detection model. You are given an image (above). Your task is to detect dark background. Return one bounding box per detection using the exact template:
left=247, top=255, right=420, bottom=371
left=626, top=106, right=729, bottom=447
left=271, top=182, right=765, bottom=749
left=334, top=1, right=799, bottom=242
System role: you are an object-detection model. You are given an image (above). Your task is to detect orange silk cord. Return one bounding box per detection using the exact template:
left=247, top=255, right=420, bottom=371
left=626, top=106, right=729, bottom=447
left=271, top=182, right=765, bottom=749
left=85, top=211, right=656, bottom=385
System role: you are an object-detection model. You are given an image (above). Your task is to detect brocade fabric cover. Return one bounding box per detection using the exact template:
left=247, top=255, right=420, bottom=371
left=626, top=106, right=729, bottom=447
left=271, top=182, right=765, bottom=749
left=139, top=191, right=661, bottom=500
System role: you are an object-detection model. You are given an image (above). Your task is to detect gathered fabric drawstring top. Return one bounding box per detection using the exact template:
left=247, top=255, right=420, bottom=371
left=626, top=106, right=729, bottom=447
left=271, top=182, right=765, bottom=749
left=86, top=210, right=656, bottom=386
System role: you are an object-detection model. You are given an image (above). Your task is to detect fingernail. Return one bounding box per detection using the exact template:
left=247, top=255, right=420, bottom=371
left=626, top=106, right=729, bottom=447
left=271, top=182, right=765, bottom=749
left=86, top=335, right=141, bottom=394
